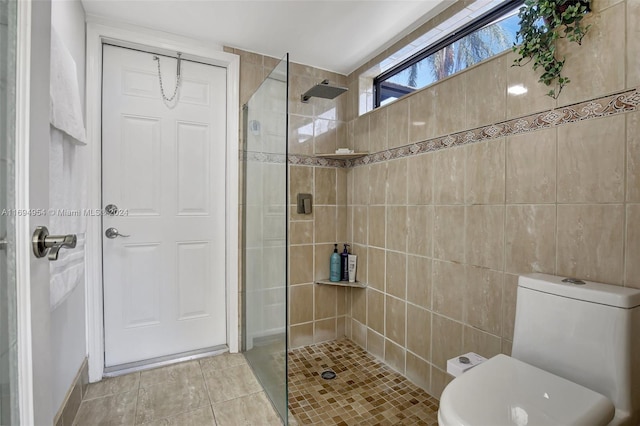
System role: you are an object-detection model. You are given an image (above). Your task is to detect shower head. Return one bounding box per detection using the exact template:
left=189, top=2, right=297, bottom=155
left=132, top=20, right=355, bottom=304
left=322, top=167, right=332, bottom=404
left=301, top=80, right=348, bottom=103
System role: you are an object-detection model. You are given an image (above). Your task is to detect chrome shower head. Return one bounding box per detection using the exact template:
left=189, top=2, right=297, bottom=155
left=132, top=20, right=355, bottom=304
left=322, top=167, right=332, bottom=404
left=301, top=80, right=348, bottom=103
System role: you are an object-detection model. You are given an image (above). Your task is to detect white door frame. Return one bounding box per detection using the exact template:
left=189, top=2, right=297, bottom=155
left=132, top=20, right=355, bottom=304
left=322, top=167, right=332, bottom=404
left=85, top=18, right=239, bottom=382
left=15, top=0, right=34, bottom=422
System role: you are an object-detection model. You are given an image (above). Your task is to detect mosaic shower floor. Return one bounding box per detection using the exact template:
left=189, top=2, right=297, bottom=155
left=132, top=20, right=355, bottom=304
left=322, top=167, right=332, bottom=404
left=288, top=339, right=439, bottom=425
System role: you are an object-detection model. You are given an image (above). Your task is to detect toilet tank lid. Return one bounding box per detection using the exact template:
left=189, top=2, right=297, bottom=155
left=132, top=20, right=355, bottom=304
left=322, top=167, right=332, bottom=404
left=519, top=273, right=640, bottom=308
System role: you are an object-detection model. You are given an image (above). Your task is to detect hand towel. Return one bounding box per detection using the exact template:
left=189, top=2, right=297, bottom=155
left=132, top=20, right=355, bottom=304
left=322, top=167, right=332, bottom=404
left=49, top=26, right=88, bottom=309
left=50, top=27, right=86, bottom=144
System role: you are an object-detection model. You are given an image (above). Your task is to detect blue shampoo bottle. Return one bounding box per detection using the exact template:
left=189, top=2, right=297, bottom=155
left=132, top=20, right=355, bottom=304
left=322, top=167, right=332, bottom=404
left=330, top=244, right=341, bottom=282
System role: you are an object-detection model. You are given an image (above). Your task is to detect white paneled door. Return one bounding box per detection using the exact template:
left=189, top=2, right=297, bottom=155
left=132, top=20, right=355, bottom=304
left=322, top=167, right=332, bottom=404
left=102, top=45, right=227, bottom=367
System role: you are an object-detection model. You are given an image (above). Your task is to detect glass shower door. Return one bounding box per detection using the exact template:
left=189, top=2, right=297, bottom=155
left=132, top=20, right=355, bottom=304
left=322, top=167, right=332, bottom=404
left=0, top=0, right=20, bottom=422
left=242, top=55, right=289, bottom=422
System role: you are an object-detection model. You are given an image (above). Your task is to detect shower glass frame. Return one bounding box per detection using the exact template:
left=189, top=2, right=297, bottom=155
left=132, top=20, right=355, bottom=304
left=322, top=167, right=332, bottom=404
left=241, top=53, right=289, bottom=423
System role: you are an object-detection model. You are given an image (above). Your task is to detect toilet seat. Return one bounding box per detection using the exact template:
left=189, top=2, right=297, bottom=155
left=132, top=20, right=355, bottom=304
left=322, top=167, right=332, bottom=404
left=438, top=354, right=615, bottom=426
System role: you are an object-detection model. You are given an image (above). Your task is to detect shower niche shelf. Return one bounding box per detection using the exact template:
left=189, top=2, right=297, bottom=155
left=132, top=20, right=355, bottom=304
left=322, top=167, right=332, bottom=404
left=316, top=279, right=367, bottom=288
left=316, top=152, right=368, bottom=161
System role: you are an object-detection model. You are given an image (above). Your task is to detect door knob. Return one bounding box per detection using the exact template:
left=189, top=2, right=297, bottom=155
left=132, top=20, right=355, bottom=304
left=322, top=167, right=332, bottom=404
left=32, top=226, right=77, bottom=261
left=105, top=227, right=130, bottom=239
left=104, top=204, right=119, bottom=215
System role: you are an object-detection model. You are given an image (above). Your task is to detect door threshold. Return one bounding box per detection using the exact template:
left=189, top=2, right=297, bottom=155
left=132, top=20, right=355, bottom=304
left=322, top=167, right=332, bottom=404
left=103, top=344, right=229, bottom=378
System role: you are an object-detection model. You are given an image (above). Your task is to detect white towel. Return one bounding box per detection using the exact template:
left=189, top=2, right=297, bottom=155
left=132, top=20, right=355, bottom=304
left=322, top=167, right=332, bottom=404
left=49, top=26, right=88, bottom=309
left=49, top=128, right=87, bottom=310
left=50, top=27, right=86, bottom=144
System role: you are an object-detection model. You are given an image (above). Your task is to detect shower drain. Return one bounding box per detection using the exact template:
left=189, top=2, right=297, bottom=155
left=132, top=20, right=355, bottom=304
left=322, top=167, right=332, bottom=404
left=321, top=370, right=337, bottom=380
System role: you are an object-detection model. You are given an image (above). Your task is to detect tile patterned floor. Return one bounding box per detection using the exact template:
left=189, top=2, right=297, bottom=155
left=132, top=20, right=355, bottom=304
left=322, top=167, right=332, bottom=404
left=73, top=353, right=282, bottom=425
left=74, top=339, right=438, bottom=425
left=288, top=339, right=440, bottom=425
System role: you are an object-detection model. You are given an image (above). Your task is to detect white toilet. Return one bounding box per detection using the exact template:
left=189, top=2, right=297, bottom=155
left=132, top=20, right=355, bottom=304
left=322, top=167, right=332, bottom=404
left=438, top=273, right=640, bottom=426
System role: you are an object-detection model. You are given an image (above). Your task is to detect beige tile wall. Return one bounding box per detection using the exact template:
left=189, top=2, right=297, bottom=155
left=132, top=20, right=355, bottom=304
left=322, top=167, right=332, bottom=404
left=342, top=0, right=639, bottom=399
left=231, top=0, right=638, bottom=400
left=229, top=47, right=350, bottom=349
left=287, top=60, right=351, bottom=348
left=289, top=164, right=350, bottom=347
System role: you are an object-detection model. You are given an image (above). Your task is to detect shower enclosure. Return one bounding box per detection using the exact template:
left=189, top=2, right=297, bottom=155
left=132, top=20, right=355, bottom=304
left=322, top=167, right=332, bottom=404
left=242, top=54, right=289, bottom=422
left=0, top=0, right=19, bottom=422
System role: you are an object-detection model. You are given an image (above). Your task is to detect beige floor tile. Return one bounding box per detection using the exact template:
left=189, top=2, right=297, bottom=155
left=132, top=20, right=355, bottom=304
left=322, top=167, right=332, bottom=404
left=138, top=406, right=216, bottom=426
left=78, top=339, right=442, bottom=426
left=84, top=373, right=140, bottom=400
left=288, top=412, right=299, bottom=426
left=204, top=364, right=263, bottom=404
left=139, top=360, right=202, bottom=387
left=200, top=352, right=247, bottom=372
left=212, top=392, right=281, bottom=426
left=73, top=390, right=137, bottom=425
left=136, top=374, right=209, bottom=424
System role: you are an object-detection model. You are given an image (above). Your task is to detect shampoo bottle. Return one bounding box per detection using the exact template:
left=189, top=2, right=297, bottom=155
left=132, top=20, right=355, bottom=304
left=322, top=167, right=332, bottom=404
left=330, top=244, right=341, bottom=282
left=340, top=244, right=350, bottom=281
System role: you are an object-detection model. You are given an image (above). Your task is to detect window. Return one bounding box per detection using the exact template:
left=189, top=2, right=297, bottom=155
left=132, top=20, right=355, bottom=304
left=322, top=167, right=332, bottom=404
left=373, top=1, right=523, bottom=108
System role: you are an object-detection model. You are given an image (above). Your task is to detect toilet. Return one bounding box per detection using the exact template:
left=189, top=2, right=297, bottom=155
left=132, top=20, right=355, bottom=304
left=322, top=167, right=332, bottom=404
left=438, top=273, right=640, bottom=426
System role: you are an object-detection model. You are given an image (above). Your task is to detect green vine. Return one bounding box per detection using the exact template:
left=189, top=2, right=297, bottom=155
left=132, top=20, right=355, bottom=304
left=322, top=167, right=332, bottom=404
left=512, top=0, right=591, bottom=99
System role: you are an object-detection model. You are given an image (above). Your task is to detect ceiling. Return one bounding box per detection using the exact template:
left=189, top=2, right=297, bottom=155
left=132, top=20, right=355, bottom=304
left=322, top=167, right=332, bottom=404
left=81, top=0, right=452, bottom=75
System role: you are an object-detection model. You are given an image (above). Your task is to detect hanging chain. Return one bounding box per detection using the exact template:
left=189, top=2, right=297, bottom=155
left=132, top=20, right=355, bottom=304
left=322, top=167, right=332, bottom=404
left=153, top=53, right=182, bottom=104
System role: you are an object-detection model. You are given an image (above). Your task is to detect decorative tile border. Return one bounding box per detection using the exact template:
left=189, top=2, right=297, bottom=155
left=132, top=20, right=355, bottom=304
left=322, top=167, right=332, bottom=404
left=287, top=155, right=348, bottom=168
left=346, top=86, right=639, bottom=168
left=242, top=151, right=287, bottom=164
left=240, top=87, right=639, bottom=168
left=242, top=151, right=346, bottom=167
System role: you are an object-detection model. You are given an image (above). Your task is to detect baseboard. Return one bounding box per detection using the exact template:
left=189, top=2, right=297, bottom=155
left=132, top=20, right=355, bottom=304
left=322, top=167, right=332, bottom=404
left=54, top=358, right=89, bottom=426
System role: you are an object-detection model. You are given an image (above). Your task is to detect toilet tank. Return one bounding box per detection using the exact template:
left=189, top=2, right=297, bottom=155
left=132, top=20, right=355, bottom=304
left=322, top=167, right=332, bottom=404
left=512, top=274, right=640, bottom=425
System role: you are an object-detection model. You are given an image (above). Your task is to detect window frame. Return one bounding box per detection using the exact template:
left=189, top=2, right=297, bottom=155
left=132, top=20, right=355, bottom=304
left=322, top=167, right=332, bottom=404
left=373, top=0, right=525, bottom=108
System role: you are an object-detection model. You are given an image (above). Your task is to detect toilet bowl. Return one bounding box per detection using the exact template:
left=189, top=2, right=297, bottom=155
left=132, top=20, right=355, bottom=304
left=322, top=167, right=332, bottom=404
left=438, top=354, right=615, bottom=426
left=437, top=273, right=640, bottom=425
